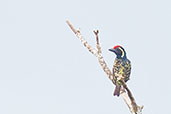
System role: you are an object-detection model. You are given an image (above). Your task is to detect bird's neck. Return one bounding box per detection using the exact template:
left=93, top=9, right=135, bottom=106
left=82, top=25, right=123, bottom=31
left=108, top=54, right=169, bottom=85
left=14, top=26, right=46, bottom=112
left=116, top=54, right=127, bottom=60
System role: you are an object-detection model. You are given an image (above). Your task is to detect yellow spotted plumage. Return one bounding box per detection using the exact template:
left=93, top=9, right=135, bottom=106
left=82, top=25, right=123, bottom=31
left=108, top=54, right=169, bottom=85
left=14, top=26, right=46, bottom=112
left=113, top=58, right=131, bottom=85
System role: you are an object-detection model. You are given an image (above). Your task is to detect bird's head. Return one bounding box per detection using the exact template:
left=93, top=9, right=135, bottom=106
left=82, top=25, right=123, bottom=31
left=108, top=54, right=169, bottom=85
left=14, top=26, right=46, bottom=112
left=109, top=45, right=127, bottom=59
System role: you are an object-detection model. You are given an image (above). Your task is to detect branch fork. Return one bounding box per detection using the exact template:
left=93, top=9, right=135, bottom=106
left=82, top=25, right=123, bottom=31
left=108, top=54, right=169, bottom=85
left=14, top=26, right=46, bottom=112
left=66, top=20, right=143, bottom=114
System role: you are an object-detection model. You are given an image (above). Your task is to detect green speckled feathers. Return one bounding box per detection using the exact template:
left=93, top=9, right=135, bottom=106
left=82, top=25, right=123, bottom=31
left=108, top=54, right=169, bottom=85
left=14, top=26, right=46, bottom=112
left=113, top=58, right=131, bottom=96
left=113, top=58, right=131, bottom=83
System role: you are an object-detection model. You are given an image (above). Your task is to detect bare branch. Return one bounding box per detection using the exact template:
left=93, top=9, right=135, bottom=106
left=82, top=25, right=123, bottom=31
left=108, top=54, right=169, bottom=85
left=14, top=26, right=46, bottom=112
left=66, top=20, right=97, bottom=56
left=124, top=84, right=144, bottom=114
left=66, top=20, right=143, bottom=114
left=66, top=20, right=113, bottom=79
left=93, top=30, right=101, bottom=54
left=66, top=20, right=77, bottom=34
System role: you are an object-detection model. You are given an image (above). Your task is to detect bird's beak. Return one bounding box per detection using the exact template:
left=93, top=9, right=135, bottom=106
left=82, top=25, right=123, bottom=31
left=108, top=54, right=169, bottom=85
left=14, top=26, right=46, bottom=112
left=109, top=48, right=116, bottom=53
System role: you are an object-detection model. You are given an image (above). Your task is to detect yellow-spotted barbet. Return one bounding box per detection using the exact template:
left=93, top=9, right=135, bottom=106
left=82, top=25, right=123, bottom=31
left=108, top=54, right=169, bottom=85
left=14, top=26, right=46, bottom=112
left=109, top=45, right=131, bottom=97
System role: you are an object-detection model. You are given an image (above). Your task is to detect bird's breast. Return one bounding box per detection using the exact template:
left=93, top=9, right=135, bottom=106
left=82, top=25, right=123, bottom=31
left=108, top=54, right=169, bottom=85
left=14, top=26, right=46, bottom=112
left=113, top=59, right=131, bottom=82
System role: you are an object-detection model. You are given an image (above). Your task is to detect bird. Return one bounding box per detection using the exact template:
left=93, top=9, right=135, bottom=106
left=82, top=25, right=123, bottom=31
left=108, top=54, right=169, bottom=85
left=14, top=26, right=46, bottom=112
left=109, top=45, right=131, bottom=96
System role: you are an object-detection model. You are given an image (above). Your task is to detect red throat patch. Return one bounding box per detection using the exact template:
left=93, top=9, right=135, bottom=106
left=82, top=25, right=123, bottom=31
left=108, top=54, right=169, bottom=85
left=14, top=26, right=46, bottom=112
left=113, top=45, right=121, bottom=49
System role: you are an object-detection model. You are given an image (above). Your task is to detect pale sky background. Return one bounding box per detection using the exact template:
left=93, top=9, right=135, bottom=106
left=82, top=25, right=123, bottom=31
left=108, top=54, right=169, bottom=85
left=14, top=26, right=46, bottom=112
left=0, top=0, right=171, bottom=114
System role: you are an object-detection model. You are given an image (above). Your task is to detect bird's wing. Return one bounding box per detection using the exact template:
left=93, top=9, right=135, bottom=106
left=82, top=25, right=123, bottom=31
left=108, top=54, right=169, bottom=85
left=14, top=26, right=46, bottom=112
left=125, top=60, right=131, bottom=81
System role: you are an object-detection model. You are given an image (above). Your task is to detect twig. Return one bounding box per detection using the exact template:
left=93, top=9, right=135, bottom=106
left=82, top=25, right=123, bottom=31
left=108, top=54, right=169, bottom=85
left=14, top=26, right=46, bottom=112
left=93, top=30, right=101, bottom=54
left=66, top=20, right=143, bottom=114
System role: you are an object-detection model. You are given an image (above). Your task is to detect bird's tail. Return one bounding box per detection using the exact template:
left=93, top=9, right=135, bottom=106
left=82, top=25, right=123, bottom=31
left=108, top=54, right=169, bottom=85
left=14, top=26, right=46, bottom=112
left=114, top=85, right=121, bottom=97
